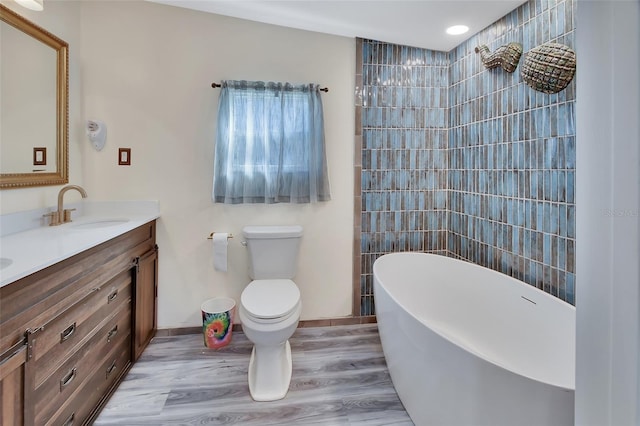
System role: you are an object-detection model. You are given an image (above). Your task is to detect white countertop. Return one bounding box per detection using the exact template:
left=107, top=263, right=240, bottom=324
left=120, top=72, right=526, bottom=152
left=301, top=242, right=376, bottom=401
left=0, top=200, right=160, bottom=288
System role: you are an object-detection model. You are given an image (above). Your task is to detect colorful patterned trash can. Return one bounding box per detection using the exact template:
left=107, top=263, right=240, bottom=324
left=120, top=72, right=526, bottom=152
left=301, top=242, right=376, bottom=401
left=201, top=297, right=236, bottom=349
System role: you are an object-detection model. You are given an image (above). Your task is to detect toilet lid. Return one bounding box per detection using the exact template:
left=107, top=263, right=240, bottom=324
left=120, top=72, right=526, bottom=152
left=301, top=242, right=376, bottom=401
left=241, top=279, right=300, bottom=319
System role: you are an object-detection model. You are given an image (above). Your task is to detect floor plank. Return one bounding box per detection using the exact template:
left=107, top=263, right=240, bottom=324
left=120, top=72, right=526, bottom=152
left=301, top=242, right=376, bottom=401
left=95, top=324, right=413, bottom=425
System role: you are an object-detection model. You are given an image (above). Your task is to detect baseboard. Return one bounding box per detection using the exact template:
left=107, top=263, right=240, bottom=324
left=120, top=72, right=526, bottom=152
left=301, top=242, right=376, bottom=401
left=155, top=315, right=377, bottom=337
left=296, top=316, right=377, bottom=328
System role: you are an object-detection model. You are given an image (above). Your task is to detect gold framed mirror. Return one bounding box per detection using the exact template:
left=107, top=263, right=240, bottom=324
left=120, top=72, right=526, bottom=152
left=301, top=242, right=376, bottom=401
left=0, top=4, right=68, bottom=189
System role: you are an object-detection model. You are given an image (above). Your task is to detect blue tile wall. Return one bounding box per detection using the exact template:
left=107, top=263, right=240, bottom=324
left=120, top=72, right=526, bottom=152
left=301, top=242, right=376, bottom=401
left=448, top=0, right=576, bottom=305
left=360, top=42, right=450, bottom=315
left=357, top=0, right=576, bottom=315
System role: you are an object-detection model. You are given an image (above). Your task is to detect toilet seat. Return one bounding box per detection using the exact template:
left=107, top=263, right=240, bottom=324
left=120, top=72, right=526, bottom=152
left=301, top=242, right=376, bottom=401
left=241, top=279, right=300, bottom=323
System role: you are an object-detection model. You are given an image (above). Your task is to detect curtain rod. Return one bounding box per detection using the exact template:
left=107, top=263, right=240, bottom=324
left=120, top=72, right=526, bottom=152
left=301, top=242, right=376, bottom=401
left=211, top=82, right=328, bottom=93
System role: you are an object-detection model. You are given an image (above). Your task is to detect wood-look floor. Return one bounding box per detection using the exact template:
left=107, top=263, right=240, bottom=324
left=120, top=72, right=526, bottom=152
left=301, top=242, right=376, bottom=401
left=94, top=324, right=413, bottom=425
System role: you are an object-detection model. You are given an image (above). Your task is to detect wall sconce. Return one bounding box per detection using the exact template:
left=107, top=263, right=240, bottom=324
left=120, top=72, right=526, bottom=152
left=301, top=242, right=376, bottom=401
left=14, top=0, right=43, bottom=11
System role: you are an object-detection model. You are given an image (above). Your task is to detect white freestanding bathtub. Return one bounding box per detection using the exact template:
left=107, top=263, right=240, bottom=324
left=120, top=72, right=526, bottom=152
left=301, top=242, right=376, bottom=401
left=373, top=253, right=575, bottom=426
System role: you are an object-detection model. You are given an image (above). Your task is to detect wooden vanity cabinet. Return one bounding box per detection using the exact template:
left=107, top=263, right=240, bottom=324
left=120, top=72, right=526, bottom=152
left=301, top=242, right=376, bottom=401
left=0, top=221, right=158, bottom=425
left=0, top=342, right=27, bottom=425
left=133, top=245, right=158, bottom=361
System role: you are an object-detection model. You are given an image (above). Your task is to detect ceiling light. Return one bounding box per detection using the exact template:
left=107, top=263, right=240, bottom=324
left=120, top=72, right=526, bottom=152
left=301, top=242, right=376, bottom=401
left=14, top=0, right=44, bottom=11
left=446, top=25, right=469, bottom=35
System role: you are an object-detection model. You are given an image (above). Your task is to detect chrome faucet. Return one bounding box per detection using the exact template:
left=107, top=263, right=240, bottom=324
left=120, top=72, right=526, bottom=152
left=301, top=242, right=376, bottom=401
left=44, top=185, right=88, bottom=226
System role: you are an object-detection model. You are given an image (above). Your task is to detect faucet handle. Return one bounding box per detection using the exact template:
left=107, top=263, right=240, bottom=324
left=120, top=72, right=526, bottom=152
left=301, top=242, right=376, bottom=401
left=63, top=208, right=77, bottom=223
left=43, top=211, right=59, bottom=226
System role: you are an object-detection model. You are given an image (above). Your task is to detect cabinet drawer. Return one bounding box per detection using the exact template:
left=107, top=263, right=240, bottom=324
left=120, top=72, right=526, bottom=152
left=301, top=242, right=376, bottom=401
left=45, top=336, right=131, bottom=426
left=30, top=270, right=132, bottom=388
left=33, top=308, right=131, bottom=425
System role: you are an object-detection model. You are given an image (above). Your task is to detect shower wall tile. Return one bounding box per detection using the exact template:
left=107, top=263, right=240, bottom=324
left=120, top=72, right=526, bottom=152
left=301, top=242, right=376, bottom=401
left=355, top=0, right=576, bottom=316
left=359, top=40, right=450, bottom=316
left=448, top=0, right=576, bottom=305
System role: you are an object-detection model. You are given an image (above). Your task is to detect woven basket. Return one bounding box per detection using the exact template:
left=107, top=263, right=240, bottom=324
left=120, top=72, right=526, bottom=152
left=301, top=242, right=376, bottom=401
left=521, top=42, right=576, bottom=93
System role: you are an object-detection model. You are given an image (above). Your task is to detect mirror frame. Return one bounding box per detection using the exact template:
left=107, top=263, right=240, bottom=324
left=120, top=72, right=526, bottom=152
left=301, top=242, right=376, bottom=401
left=0, top=4, right=68, bottom=189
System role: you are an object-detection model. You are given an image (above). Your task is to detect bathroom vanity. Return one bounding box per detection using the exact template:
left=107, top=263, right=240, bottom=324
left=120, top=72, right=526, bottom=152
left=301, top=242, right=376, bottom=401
left=0, top=202, right=159, bottom=425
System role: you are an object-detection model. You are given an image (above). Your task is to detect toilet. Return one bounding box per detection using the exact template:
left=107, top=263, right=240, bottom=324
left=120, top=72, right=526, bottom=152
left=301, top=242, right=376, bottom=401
left=238, top=225, right=303, bottom=401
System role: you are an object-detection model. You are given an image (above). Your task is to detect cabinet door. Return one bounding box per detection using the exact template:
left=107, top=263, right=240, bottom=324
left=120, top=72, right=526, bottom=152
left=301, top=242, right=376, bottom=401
left=0, top=342, right=27, bottom=425
left=133, top=245, right=158, bottom=361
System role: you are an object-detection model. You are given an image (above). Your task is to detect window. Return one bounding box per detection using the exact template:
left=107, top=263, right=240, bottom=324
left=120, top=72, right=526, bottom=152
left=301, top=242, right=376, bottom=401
left=213, top=80, right=331, bottom=204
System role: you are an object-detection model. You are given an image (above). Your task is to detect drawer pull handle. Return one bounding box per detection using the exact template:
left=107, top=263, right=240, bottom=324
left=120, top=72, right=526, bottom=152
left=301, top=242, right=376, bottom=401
left=107, top=325, right=118, bottom=343
left=60, top=367, right=77, bottom=391
left=60, top=322, right=77, bottom=343
left=107, top=289, right=118, bottom=303
left=63, top=412, right=75, bottom=426
left=106, top=360, right=117, bottom=378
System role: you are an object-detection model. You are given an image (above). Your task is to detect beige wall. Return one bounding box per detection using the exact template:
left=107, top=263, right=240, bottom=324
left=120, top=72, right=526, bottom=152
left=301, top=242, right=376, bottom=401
left=79, top=1, right=355, bottom=327
left=1, top=0, right=354, bottom=327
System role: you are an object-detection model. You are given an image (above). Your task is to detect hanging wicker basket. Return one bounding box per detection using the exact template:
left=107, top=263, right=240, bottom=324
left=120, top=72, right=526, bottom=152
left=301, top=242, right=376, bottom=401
left=521, top=42, right=576, bottom=93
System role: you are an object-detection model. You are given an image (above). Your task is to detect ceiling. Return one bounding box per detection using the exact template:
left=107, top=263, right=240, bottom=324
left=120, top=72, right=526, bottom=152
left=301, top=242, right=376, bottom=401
left=146, top=0, right=527, bottom=52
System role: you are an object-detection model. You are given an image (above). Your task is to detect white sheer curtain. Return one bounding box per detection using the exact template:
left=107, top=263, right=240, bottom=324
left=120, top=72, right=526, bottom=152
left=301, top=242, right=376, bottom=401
left=212, top=80, right=331, bottom=204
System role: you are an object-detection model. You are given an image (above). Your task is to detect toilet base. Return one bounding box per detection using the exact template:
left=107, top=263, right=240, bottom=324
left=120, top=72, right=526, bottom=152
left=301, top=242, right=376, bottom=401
left=247, top=340, right=292, bottom=401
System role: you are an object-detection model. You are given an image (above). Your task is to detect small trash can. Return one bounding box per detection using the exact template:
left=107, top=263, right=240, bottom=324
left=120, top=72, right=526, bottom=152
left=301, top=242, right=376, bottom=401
left=201, top=297, right=236, bottom=349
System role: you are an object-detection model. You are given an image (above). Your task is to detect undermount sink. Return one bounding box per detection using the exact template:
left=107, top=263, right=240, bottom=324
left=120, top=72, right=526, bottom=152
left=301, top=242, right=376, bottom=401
left=0, top=257, right=13, bottom=270
left=70, top=219, right=130, bottom=230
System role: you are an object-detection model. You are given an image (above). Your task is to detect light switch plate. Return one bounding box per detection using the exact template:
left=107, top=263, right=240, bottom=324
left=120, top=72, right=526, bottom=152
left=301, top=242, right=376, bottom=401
left=33, top=147, right=46, bottom=166
left=118, top=148, right=131, bottom=166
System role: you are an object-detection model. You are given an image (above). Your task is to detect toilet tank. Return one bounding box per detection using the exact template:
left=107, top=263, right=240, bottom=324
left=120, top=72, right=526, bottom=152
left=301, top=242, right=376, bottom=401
left=243, top=225, right=303, bottom=279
